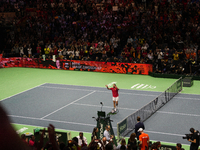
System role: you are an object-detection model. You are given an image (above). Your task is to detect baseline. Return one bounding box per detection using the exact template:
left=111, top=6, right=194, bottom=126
left=40, top=85, right=158, bottom=97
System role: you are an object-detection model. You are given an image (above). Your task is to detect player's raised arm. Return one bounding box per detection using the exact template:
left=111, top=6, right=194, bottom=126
left=105, top=85, right=110, bottom=90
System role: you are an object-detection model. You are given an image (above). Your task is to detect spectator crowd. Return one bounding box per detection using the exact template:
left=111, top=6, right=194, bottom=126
left=1, top=0, right=200, bottom=75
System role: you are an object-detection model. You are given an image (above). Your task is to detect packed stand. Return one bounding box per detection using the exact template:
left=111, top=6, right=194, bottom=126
left=1, top=0, right=200, bottom=75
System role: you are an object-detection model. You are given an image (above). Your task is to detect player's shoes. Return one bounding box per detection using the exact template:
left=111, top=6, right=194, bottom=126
left=114, top=108, right=117, bottom=112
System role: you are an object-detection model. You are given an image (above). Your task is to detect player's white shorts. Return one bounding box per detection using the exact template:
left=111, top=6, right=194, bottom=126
left=113, top=97, right=119, bottom=101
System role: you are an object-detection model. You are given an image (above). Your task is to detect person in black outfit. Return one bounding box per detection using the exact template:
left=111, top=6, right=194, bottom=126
left=188, top=128, right=199, bottom=150
left=127, top=133, right=137, bottom=150
left=91, top=127, right=98, bottom=140
left=135, top=116, right=145, bottom=140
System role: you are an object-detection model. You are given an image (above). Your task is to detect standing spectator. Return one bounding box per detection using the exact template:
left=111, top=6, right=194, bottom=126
left=19, top=45, right=24, bottom=57
left=157, top=49, right=163, bottom=69
left=187, top=128, right=199, bottom=150
left=127, top=36, right=133, bottom=47
left=127, top=133, right=137, bottom=150
left=77, top=132, right=88, bottom=147
left=75, top=49, right=80, bottom=60
left=91, top=127, right=98, bottom=140
left=13, top=44, right=20, bottom=57
left=190, top=50, right=196, bottom=61
left=138, top=128, right=149, bottom=150
left=147, top=50, right=154, bottom=62
left=110, top=35, right=116, bottom=45
left=135, top=116, right=145, bottom=140
left=173, top=51, right=179, bottom=64
left=27, top=45, right=32, bottom=58
left=23, top=44, right=28, bottom=57
left=44, top=45, right=50, bottom=57
left=58, top=48, right=63, bottom=58
left=36, top=44, right=41, bottom=58
left=62, top=47, right=67, bottom=59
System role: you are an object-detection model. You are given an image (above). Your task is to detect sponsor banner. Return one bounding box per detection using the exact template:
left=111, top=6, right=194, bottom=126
left=0, top=58, right=152, bottom=75
left=0, top=54, right=2, bottom=68
left=118, top=119, right=127, bottom=135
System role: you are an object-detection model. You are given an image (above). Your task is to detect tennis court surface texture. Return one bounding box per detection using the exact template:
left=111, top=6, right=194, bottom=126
left=0, top=67, right=200, bottom=149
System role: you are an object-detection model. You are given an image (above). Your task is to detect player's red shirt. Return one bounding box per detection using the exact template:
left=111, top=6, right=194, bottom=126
left=139, top=132, right=149, bottom=150
left=110, top=87, right=119, bottom=97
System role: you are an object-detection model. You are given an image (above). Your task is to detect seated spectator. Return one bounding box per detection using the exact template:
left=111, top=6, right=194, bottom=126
left=77, top=132, right=88, bottom=147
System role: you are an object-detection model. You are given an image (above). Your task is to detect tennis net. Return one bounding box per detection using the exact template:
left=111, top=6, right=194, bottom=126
left=117, top=77, right=182, bottom=140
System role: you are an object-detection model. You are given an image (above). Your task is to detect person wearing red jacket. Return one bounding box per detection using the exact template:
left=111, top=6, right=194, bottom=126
left=106, top=84, right=119, bottom=112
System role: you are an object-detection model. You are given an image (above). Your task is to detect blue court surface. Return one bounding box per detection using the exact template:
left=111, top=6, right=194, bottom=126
left=1, top=83, right=199, bottom=145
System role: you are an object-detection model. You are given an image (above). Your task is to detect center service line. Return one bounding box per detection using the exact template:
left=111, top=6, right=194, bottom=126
left=40, top=91, right=96, bottom=119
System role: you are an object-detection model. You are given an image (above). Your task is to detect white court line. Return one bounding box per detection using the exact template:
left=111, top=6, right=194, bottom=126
left=73, top=103, right=200, bottom=117
left=157, top=111, right=200, bottom=117
left=11, top=123, right=93, bottom=135
left=44, top=83, right=162, bottom=93
left=40, top=85, right=158, bottom=97
left=175, top=97, right=200, bottom=101
left=9, top=115, right=97, bottom=128
left=9, top=115, right=187, bottom=138
left=73, top=103, right=138, bottom=111
left=145, top=130, right=184, bottom=137
left=40, top=91, right=96, bottom=119
left=0, top=83, right=46, bottom=102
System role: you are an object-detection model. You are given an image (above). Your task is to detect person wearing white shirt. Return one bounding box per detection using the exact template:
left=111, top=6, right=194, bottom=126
left=147, top=50, right=154, bottom=61
left=103, top=125, right=113, bottom=142
left=76, top=132, right=88, bottom=147
left=75, top=49, right=80, bottom=60
left=19, top=46, right=24, bottom=57
left=27, top=46, right=32, bottom=58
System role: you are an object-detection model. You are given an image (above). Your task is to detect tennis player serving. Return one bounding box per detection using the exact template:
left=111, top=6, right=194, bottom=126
left=105, top=84, right=119, bottom=112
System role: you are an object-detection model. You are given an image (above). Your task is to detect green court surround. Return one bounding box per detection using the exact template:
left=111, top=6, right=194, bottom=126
left=1, top=67, right=199, bottom=150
